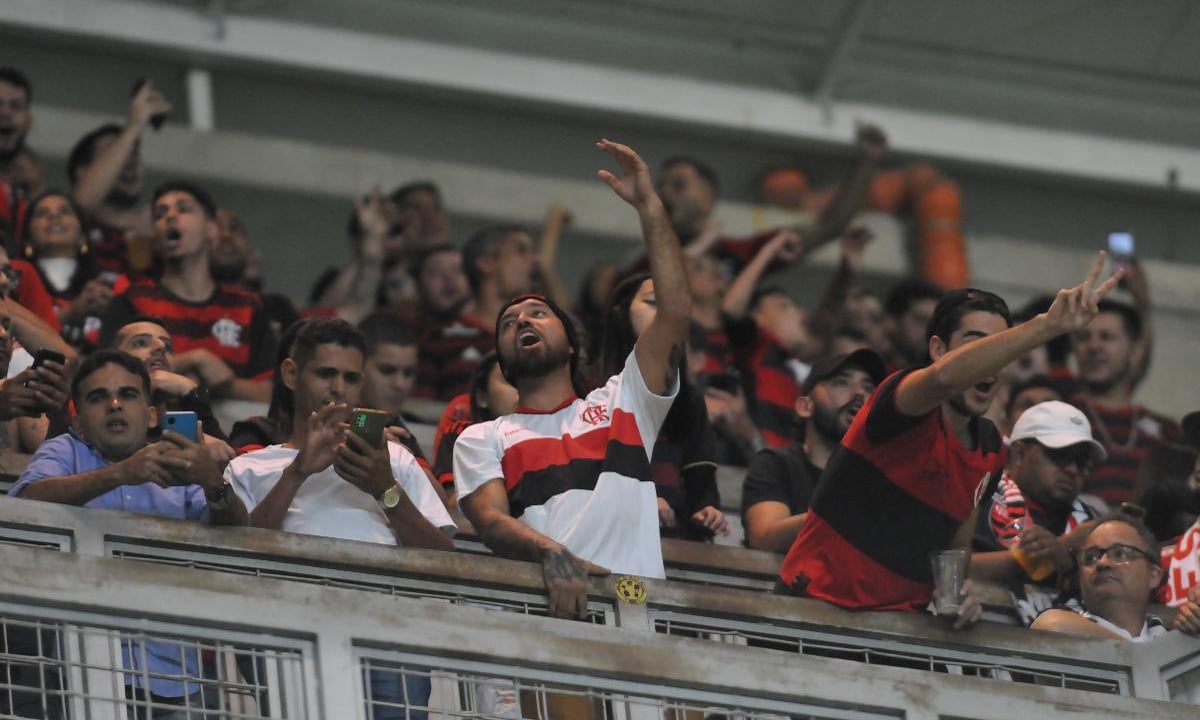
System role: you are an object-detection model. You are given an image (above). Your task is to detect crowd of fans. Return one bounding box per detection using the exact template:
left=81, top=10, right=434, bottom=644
left=2, top=65, right=1199, bottom=716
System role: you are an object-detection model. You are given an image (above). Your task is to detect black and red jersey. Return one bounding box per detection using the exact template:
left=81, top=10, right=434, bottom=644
left=779, top=369, right=1004, bottom=611
left=413, top=313, right=493, bottom=401
left=1072, top=397, right=1179, bottom=507
left=744, top=328, right=801, bottom=448
left=104, top=280, right=276, bottom=380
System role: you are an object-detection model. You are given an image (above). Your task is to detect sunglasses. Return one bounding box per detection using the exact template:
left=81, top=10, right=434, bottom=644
left=1041, top=443, right=1095, bottom=473
left=1078, top=543, right=1157, bottom=568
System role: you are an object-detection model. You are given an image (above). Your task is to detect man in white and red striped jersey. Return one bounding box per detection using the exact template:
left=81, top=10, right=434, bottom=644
left=455, top=139, right=691, bottom=619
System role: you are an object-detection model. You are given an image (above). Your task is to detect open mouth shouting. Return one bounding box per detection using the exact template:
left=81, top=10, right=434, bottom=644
left=517, top=328, right=543, bottom=350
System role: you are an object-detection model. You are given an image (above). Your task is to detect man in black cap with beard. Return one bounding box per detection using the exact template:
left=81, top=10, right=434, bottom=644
left=741, top=349, right=886, bottom=552
left=455, top=139, right=691, bottom=620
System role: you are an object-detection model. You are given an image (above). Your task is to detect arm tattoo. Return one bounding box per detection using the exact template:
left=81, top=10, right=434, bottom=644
left=543, top=548, right=585, bottom=583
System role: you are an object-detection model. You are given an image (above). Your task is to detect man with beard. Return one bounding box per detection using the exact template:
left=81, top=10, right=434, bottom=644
left=969, top=401, right=1106, bottom=625
left=1072, top=299, right=1179, bottom=508
left=102, top=182, right=275, bottom=402
left=741, top=349, right=885, bottom=552
left=454, top=139, right=690, bottom=619
left=69, top=81, right=172, bottom=276
left=211, top=207, right=298, bottom=337
left=778, top=255, right=1123, bottom=626
left=1158, top=411, right=1200, bottom=634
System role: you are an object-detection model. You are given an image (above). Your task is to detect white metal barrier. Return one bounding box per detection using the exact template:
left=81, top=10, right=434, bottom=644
left=0, top=498, right=1197, bottom=719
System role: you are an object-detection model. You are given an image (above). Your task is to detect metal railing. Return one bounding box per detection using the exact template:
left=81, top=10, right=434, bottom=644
left=0, top=498, right=1197, bottom=719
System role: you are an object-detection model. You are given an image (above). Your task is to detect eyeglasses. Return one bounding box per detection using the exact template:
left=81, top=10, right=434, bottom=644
left=1041, top=443, right=1095, bottom=474
left=1078, top=543, right=1157, bottom=567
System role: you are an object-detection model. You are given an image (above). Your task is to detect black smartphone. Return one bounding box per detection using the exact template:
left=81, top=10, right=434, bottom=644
left=30, top=349, right=66, bottom=371
left=25, top=349, right=66, bottom=388
left=131, top=77, right=168, bottom=131
left=350, top=408, right=389, bottom=449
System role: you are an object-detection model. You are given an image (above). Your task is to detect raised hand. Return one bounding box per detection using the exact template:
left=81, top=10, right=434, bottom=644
left=0, top=372, right=44, bottom=421
left=120, top=442, right=174, bottom=486
left=855, top=123, right=888, bottom=162
left=765, top=230, right=804, bottom=264
left=354, top=184, right=391, bottom=260
left=294, top=403, right=350, bottom=477
left=596, top=139, right=659, bottom=210
left=129, top=81, right=172, bottom=132
left=1044, top=251, right=1124, bottom=335
left=840, top=225, right=874, bottom=273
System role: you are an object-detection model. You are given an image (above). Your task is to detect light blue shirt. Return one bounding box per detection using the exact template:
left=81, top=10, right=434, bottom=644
left=12, top=431, right=210, bottom=697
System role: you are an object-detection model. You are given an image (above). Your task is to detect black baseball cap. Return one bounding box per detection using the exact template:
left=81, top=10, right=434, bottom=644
left=800, top=349, right=887, bottom=396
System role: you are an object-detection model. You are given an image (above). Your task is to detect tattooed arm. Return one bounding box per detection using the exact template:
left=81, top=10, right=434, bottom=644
left=595, top=139, right=691, bottom=394
left=461, top=479, right=610, bottom=619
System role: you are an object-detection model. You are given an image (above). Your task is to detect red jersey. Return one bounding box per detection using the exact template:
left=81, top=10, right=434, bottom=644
left=1073, top=397, right=1179, bottom=507
left=413, top=313, right=493, bottom=401
left=779, top=369, right=1004, bottom=611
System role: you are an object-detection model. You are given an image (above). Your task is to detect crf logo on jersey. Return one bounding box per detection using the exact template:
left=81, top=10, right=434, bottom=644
left=581, top=404, right=609, bottom=426
left=212, top=318, right=243, bottom=348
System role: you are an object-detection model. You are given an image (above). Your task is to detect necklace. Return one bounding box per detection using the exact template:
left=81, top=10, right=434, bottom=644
left=1084, top=399, right=1141, bottom=452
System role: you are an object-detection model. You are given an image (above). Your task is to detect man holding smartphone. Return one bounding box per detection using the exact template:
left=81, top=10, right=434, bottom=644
left=11, top=349, right=244, bottom=714
left=225, top=317, right=454, bottom=720
left=225, top=317, right=455, bottom=548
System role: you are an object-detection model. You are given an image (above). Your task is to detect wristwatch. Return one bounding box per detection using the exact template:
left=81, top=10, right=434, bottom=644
left=377, top=485, right=402, bottom=510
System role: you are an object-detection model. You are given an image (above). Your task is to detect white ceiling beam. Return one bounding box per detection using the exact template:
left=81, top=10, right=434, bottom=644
left=5, top=0, right=1200, bottom=193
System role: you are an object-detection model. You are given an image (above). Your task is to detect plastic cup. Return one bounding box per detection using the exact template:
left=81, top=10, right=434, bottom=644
left=929, top=549, right=970, bottom=616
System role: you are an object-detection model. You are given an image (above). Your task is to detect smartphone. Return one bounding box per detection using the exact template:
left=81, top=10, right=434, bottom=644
left=25, top=349, right=66, bottom=387
left=131, top=77, right=168, bottom=130
left=30, top=349, right=66, bottom=370
left=1108, top=232, right=1135, bottom=267
left=349, top=408, right=389, bottom=449
left=163, top=411, right=199, bottom=442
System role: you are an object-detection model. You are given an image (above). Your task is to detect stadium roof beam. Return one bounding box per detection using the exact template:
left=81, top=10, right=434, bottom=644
left=4, top=0, right=1200, bottom=194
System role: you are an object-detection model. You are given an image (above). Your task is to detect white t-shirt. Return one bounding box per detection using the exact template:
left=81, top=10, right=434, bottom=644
left=454, top=350, right=678, bottom=578
left=226, top=442, right=455, bottom=545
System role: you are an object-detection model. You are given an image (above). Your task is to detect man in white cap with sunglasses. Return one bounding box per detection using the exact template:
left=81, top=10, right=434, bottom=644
left=969, top=400, right=1107, bottom=624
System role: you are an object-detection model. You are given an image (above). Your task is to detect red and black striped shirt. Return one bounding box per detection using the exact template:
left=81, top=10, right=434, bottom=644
left=104, top=280, right=276, bottom=380
left=413, top=313, right=493, bottom=401
left=1072, top=397, right=1179, bottom=507
left=744, top=327, right=801, bottom=448
left=779, top=369, right=1005, bottom=611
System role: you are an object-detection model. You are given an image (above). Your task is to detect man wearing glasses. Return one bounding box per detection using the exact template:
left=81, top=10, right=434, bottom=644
left=1032, top=513, right=1166, bottom=642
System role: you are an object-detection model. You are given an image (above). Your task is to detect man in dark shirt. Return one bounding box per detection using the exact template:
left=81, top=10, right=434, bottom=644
left=741, top=349, right=884, bottom=552
left=778, top=254, right=1123, bottom=626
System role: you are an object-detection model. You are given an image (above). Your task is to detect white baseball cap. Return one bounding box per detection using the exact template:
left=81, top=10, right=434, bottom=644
left=1010, top=400, right=1107, bottom=462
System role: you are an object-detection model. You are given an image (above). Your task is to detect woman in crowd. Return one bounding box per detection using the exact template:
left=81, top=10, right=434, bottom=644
left=21, top=190, right=126, bottom=350
left=596, top=272, right=728, bottom=542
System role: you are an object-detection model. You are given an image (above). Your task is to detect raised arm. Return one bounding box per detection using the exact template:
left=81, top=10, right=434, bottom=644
left=534, top=203, right=573, bottom=310
left=73, top=83, right=171, bottom=213
left=596, top=140, right=690, bottom=394
left=795, top=124, right=887, bottom=253
left=2, top=298, right=75, bottom=360
left=895, top=252, right=1123, bottom=417
left=721, top=231, right=802, bottom=320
